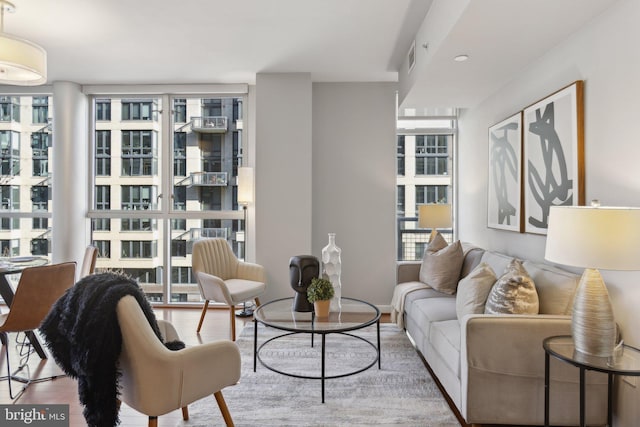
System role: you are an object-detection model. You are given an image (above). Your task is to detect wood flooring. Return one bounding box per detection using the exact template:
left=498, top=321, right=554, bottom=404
left=0, top=306, right=255, bottom=426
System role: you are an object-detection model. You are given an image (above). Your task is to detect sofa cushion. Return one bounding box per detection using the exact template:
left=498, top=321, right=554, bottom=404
left=485, top=259, right=539, bottom=315
left=430, top=320, right=461, bottom=378
left=479, top=251, right=514, bottom=279
left=523, top=261, right=579, bottom=315
left=460, top=245, right=485, bottom=279
left=456, top=262, right=497, bottom=320
left=419, top=240, right=464, bottom=295
left=408, top=296, right=456, bottom=343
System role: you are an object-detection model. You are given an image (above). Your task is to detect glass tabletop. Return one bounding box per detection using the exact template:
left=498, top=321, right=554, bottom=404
left=0, top=256, right=48, bottom=274
left=544, top=335, right=640, bottom=375
left=254, top=297, right=380, bottom=334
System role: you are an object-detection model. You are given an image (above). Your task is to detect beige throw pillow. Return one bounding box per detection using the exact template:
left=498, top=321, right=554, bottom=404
left=427, top=231, right=448, bottom=253
left=485, top=259, right=539, bottom=315
left=419, top=240, right=464, bottom=295
left=456, top=262, right=497, bottom=320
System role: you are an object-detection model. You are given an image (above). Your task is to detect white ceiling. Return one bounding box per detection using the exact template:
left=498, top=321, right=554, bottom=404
left=2, top=0, right=619, bottom=108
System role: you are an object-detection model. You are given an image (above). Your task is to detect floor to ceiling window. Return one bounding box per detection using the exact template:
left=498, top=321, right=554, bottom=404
left=88, top=92, right=248, bottom=304
left=396, top=108, right=457, bottom=261
left=0, top=95, right=53, bottom=260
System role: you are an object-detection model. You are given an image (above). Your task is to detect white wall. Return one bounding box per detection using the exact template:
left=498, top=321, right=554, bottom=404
left=254, top=76, right=397, bottom=307
left=457, top=0, right=640, bottom=424
left=312, top=82, right=397, bottom=307
left=255, top=73, right=313, bottom=300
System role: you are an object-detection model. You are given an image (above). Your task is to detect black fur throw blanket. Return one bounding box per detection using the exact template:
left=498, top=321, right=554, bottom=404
left=40, top=272, right=185, bottom=427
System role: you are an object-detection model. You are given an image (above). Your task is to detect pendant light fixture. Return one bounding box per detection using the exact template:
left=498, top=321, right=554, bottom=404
left=0, top=0, right=47, bottom=86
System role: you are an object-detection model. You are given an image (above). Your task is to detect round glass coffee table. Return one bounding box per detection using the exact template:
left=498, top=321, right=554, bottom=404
left=253, top=297, right=381, bottom=403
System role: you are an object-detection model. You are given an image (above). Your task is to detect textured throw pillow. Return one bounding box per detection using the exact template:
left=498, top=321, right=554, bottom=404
left=419, top=240, right=464, bottom=295
left=456, top=262, right=497, bottom=320
left=484, top=259, right=539, bottom=315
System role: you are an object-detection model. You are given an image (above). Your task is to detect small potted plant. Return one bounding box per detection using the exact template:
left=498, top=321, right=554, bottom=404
left=307, top=277, right=334, bottom=318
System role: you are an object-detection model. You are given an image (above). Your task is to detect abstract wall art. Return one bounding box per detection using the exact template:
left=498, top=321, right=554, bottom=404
left=523, top=81, right=585, bottom=234
left=488, top=112, right=522, bottom=232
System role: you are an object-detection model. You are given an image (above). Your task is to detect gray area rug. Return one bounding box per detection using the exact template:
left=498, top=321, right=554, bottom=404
left=182, top=323, right=459, bottom=426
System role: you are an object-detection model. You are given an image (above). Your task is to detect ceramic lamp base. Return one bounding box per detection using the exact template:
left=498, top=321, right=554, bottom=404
left=572, top=268, right=616, bottom=357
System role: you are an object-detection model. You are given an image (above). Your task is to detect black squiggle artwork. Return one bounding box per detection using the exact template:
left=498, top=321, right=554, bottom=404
left=490, top=122, right=519, bottom=225
left=527, top=102, right=573, bottom=229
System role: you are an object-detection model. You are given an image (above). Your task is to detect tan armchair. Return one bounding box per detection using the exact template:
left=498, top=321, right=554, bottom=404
left=117, top=295, right=241, bottom=427
left=192, top=238, right=266, bottom=340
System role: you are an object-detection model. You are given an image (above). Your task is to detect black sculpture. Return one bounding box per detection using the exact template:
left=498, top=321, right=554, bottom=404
left=289, top=255, right=319, bottom=312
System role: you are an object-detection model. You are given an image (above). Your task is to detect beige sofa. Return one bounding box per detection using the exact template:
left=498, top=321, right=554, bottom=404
left=396, top=244, right=608, bottom=426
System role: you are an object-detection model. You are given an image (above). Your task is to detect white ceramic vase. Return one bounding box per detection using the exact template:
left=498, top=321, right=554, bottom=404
left=322, top=233, right=342, bottom=312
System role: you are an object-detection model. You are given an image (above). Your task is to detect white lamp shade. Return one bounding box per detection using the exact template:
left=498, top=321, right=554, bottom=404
left=418, top=204, right=452, bottom=229
left=545, top=206, right=640, bottom=270
left=0, top=33, right=47, bottom=86
left=237, top=167, right=254, bottom=205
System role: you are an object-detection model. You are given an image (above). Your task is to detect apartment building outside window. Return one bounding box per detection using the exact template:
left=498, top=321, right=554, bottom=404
left=96, top=99, right=111, bottom=121
left=0, top=96, right=20, bottom=122
left=121, top=130, right=157, bottom=176
left=396, top=109, right=456, bottom=260
left=0, top=131, right=20, bottom=176
left=95, top=130, right=111, bottom=175
left=121, top=99, right=157, bottom=121
left=90, top=92, right=248, bottom=304
left=174, top=98, right=187, bottom=123
left=416, top=135, right=449, bottom=175
left=32, top=132, right=49, bottom=177
left=32, top=96, right=49, bottom=124
left=0, top=95, right=53, bottom=261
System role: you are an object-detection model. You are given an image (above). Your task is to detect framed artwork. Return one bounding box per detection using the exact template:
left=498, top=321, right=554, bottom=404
left=523, top=81, right=585, bottom=234
left=487, top=112, right=522, bottom=232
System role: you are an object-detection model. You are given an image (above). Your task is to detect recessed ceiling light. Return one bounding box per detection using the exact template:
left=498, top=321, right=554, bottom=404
left=454, top=54, right=469, bottom=62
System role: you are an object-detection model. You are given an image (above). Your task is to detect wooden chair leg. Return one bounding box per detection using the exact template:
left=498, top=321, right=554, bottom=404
left=148, top=416, right=158, bottom=427
left=214, top=391, right=234, bottom=427
left=229, top=305, right=236, bottom=341
left=182, top=406, right=189, bottom=420
left=255, top=297, right=261, bottom=307
left=197, top=300, right=209, bottom=333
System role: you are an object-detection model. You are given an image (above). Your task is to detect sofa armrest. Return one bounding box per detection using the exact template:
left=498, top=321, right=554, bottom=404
left=460, top=314, right=608, bottom=424
left=461, top=314, right=572, bottom=378
left=396, top=261, right=421, bottom=284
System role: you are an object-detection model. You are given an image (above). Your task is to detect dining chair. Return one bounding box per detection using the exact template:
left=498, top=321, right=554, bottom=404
left=79, top=245, right=98, bottom=278
left=0, top=262, right=76, bottom=399
left=192, top=238, right=266, bottom=340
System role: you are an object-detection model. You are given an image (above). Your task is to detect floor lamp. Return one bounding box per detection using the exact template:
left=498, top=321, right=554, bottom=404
left=236, top=166, right=254, bottom=317
left=418, top=203, right=452, bottom=242
left=545, top=203, right=640, bottom=357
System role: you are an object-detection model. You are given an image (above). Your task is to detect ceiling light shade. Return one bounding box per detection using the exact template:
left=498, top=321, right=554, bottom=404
left=0, top=1, right=47, bottom=86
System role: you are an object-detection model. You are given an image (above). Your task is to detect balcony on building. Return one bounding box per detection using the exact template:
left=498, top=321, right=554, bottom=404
left=191, top=116, right=228, bottom=133
left=177, top=171, right=228, bottom=187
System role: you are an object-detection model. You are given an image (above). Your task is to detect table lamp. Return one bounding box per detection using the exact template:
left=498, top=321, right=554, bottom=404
left=545, top=203, right=640, bottom=357
left=418, top=203, right=452, bottom=242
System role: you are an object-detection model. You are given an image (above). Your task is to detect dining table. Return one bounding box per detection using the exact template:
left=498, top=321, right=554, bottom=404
left=0, top=256, right=50, bottom=359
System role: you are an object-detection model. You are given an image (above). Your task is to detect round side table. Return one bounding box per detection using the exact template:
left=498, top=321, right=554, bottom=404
left=543, top=335, right=640, bottom=427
